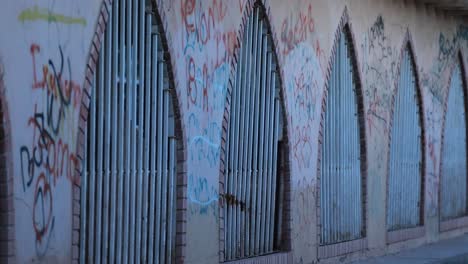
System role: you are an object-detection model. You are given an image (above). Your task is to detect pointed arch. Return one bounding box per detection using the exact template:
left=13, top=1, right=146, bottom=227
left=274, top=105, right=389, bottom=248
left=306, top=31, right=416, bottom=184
left=316, top=8, right=368, bottom=259
left=76, top=0, right=187, bottom=263
left=439, top=50, right=468, bottom=232
left=218, top=1, right=291, bottom=262
left=386, top=31, right=426, bottom=244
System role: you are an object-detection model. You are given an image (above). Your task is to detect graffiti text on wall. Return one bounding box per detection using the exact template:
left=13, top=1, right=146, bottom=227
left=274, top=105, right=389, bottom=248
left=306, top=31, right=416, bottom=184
left=19, top=44, right=81, bottom=256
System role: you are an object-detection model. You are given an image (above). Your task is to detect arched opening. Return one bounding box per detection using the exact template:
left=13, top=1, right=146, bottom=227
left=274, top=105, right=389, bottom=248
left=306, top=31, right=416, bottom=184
left=80, top=0, right=183, bottom=263
left=221, top=2, right=290, bottom=261
left=440, top=53, right=468, bottom=232
left=386, top=44, right=425, bottom=243
left=318, top=22, right=367, bottom=258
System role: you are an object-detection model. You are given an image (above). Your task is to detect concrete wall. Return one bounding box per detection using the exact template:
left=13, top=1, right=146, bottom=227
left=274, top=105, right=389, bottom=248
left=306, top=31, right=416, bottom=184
left=0, top=0, right=467, bottom=263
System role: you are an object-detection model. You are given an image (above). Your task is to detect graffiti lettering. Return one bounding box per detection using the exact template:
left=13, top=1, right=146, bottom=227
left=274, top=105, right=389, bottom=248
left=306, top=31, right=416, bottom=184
left=20, top=43, right=81, bottom=256
left=280, top=4, right=315, bottom=56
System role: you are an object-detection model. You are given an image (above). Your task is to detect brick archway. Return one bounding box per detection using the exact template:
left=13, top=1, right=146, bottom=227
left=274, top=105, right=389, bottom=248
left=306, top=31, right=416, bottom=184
left=315, top=7, right=369, bottom=259
left=385, top=31, right=427, bottom=243
left=73, top=0, right=187, bottom=262
left=218, top=1, right=292, bottom=262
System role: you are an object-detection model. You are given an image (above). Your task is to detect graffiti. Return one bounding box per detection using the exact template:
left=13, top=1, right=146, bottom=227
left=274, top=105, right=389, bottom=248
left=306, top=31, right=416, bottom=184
left=293, top=177, right=315, bottom=248
left=280, top=4, right=315, bottom=56
left=188, top=173, right=218, bottom=215
left=180, top=0, right=241, bottom=215
left=362, top=16, right=396, bottom=137
left=181, top=0, right=227, bottom=50
left=293, top=125, right=313, bottom=170
left=187, top=112, right=221, bottom=214
left=428, top=138, right=438, bottom=173
left=18, top=5, right=87, bottom=26
left=32, top=172, right=56, bottom=256
left=20, top=105, right=80, bottom=191
left=20, top=43, right=81, bottom=256
left=284, top=44, right=322, bottom=170
left=423, top=23, right=468, bottom=107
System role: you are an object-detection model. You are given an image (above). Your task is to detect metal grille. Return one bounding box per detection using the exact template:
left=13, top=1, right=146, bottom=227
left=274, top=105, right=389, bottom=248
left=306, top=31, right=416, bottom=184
left=223, top=6, right=284, bottom=260
left=441, top=63, right=468, bottom=221
left=387, top=48, right=423, bottom=231
left=80, top=0, right=177, bottom=263
left=320, top=30, right=364, bottom=246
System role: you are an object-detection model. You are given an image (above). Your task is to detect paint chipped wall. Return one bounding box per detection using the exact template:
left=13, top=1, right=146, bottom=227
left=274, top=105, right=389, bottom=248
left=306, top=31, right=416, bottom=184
left=0, top=0, right=467, bottom=263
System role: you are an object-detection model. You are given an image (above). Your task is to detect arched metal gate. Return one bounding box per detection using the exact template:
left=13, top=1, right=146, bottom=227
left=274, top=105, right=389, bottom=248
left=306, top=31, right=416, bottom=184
left=80, top=0, right=177, bottom=263
left=387, top=47, right=423, bottom=232
left=320, top=29, right=365, bottom=246
left=441, top=61, right=468, bottom=222
left=223, top=5, right=285, bottom=261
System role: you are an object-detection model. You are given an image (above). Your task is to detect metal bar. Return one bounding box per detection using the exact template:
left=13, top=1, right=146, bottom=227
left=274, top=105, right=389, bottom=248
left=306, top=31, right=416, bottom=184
left=123, top=0, right=133, bottom=261
left=261, top=52, right=273, bottom=251
left=131, top=0, right=140, bottom=262
left=241, top=9, right=257, bottom=257
left=167, top=138, right=177, bottom=263
left=237, top=14, right=253, bottom=258
left=270, top=92, right=280, bottom=250
left=87, top=65, right=97, bottom=263
left=141, top=10, right=151, bottom=263
left=230, top=13, right=250, bottom=258
left=227, top=11, right=247, bottom=256
left=94, top=38, right=105, bottom=264
left=147, top=31, right=157, bottom=264
left=116, top=0, right=126, bottom=260
left=154, top=42, right=164, bottom=263
left=238, top=13, right=252, bottom=258
left=109, top=0, right=119, bottom=261
left=100, top=4, right=113, bottom=261
left=253, top=19, right=264, bottom=255
left=160, top=80, right=170, bottom=264
left=264, top=57, right=276, bottom=251
left=256, top=34, right=268, bottom=253
left=244, top=9, right=260, bottom=256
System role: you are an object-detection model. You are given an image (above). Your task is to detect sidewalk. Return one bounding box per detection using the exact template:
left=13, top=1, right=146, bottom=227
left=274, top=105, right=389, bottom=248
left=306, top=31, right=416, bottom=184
left=355, top=234, right=468, bottom=264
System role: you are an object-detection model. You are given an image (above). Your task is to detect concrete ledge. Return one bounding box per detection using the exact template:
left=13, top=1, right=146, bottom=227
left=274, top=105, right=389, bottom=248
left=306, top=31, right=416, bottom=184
left=319, top=238, right=367, bottom=259
left=355, top=233, right=468, bottom=264
left=440, top=216, right=468, bottom=232
left=224, top=252, right=292, bottom=264
left=387, top=226, right=425, bottom=244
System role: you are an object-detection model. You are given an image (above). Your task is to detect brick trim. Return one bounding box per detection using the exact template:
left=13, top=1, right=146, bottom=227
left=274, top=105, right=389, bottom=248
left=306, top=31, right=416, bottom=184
left=218, top=0, right=292, bottom=262
left=152, top=2, right=188, bottom=262
left=384, top=30, right=427, bottom=243
left=0, top=55, right=15, bottom=264
left=438, top=50, right=468, bottom=232
left=315, top=7, right=369, bottom=258
left=73, top=0, right=188, bottom=263
left=72, top=1, right=112, bottom=262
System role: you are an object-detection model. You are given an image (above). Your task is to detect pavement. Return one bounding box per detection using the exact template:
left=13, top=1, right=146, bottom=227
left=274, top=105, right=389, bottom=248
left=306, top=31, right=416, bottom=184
left=354, top=234, right=468, bottom=263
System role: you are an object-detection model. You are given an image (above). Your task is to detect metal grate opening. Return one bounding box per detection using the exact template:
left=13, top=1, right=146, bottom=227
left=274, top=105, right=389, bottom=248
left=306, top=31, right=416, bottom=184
left=320, top=29, right=365, bottom=246
left=387, top=47, right=423, bottom=231
left=80, top=0, right=177, bottom=263
left=441, top=60, right=468, bottom=221
left=223, top=5, right=285, bottom=261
